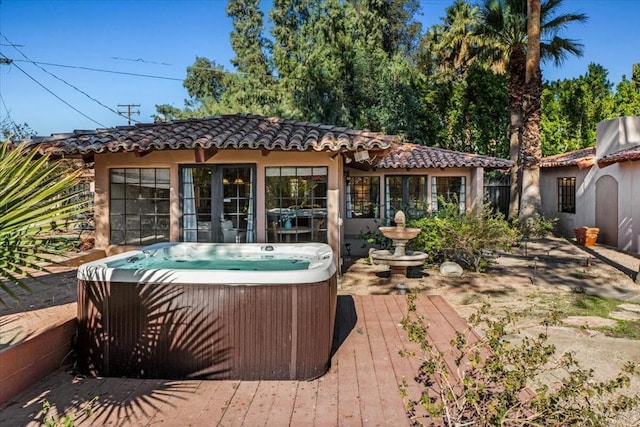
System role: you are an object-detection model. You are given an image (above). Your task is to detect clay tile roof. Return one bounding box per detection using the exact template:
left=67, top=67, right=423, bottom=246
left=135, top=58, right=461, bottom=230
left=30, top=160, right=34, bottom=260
left=374, top=143, right=514, bottom=169
left=539, top=147, right=595, bottom=169
left=597, top=144, right=640, bottom=168
left=32, top=114, right=396, bottom=156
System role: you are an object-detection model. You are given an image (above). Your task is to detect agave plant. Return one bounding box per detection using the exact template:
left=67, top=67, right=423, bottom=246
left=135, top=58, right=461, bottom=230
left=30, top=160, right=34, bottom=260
left=0, top=141, right=87, bottom=305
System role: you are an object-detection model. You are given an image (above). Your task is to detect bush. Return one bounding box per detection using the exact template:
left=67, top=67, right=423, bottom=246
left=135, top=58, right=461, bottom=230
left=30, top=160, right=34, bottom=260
left=408, top=199, right=521, bottom=272
left=399, top=293, right=640, bottom=426
left=357, top=222, right=392, bottom=250
left=512, top=213, right=558, bottom=239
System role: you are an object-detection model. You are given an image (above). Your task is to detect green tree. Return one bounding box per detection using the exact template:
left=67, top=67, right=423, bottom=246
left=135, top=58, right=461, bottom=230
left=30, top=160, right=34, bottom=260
left=478, top=0, right=587, bottom=219
left=541, top=63, right=615, bottom=155
left=613, top=64, right=640, bottom=117
left=0, top=142, right=86, bottom=305
left=183, top=57, right=227, bottom=105
left=419, top=0, right=484, bottom=80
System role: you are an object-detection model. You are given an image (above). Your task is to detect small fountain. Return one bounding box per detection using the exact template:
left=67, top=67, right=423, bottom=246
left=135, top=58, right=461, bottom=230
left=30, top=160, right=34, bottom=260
left=369, top=210, right=428, bottom=279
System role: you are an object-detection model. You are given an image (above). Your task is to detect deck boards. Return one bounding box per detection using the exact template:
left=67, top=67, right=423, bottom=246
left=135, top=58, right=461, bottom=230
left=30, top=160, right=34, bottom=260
left=0, top=294, right=476, bottom=427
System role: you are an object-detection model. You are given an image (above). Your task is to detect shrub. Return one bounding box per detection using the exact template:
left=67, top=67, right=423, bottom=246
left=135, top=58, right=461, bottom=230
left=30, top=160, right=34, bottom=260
left=512, top=213, right=558, bottom=239
left=399, top=293, right=640, bottom=426
left=408, top=199, right=521, bottom=272
left=357, top=222, right=392, bottom=250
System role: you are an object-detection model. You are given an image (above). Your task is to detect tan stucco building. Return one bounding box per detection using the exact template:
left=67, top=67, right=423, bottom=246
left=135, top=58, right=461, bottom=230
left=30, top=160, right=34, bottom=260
left=34, top=114, right=513, bottom=266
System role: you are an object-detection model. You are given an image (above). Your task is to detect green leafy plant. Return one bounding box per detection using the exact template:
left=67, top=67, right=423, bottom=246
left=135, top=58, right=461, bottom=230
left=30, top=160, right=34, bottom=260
left=40, top=397, right=98, bottom=427
left=512, top=213, right=558, bottom=239
left=0, top=141, right=87, bottom=305
left=399, top=293, right=640, bottom=426
left=357, top=222, right=392, bottom=251
left=408, top=198, right=521, bottom=271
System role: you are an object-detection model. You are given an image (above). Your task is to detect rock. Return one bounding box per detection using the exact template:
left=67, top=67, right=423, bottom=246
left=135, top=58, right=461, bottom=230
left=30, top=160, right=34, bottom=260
left=609, top=310, right=640, bottom=321
left=562, top=316, right=617, bottom=328
left=619, top=303, right=640, bottom=313
left=440, top=261, right=463, bottom=277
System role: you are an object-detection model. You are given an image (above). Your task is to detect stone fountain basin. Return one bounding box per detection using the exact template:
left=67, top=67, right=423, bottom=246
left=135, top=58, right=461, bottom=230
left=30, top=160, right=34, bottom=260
left=369, top=249, right=427, bottom=267
left=378, top=227, right=421, bottom=241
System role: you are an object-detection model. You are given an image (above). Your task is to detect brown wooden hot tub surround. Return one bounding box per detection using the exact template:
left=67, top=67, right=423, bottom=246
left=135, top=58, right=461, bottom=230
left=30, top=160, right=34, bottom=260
left=77, top=276, right=337, bottom=381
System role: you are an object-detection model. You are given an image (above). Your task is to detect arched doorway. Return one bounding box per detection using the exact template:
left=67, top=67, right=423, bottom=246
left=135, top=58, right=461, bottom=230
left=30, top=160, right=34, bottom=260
left=595, top=175, right=618, bottom=247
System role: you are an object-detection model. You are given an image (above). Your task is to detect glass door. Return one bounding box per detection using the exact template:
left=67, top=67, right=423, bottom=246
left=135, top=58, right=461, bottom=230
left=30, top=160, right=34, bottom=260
left=181, top=164, right=255, bottom=243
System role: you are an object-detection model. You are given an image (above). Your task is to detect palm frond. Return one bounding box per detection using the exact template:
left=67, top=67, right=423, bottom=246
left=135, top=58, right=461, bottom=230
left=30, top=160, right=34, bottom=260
left=0, top=141, right=89, bottom=305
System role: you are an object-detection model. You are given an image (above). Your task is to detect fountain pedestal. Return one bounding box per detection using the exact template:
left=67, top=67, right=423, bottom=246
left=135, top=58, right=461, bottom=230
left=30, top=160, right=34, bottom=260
left=368, top=210, right=427, bottom=278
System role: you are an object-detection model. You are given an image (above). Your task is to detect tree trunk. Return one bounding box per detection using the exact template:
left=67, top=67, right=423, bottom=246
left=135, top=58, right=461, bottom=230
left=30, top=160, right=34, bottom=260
left=507, top=48, right=526, bottom=220
left=520, top=0, right=543, bottom=219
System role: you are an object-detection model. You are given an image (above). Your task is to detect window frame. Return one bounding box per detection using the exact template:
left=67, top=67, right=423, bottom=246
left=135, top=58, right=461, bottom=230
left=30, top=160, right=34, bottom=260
left=109, top=168, right=170, bottom=245
left=347, top=175, right=380, bottom=219
left=431, top=176, right=467, bottom=213
left=265, top=166, right=328, bottom=243
left=557, top=177, right=576, bottom=213
left=384, top=175, right=429, bottom=222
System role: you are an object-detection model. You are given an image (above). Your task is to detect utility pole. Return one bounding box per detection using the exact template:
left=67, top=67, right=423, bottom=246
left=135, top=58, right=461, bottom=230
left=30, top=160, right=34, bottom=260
left=117, top=104, right=140, bottom=125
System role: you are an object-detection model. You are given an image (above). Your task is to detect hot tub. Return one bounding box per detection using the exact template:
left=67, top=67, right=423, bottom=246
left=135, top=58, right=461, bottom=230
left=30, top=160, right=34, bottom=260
left=76, top=242, right=337, bottom=380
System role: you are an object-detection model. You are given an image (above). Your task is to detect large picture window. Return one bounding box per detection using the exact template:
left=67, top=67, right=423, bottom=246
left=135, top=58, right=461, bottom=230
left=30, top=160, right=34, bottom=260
left=265, top=167, right=328, bottom=243
left=431, top=176, right=466, bottom=213
left=558, top=177, right=576, bottom=213
left=385, top=175, right=429, bottom=221
left=347, top=176, right=380, bottom=218
left=110, top=168, right=170, bottom=245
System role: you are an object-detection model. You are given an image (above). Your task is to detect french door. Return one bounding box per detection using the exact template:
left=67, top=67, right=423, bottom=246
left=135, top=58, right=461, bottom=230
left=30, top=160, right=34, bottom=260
left=181, top=164, right=256, bottom=243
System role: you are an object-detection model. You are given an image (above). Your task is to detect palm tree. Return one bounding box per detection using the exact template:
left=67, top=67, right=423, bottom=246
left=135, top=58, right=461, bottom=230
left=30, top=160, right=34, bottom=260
left=420, top=0, right=484, bottom=81
left=478, top=0, right=587, bottom=218
left=0, top=141, right=87, bottom=305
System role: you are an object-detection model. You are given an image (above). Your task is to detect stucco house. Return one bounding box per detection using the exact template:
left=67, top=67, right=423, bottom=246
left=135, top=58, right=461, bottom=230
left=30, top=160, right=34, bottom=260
left=540, top=116, right=640, bottom=254
left=33, top=114, right=513, bottom=266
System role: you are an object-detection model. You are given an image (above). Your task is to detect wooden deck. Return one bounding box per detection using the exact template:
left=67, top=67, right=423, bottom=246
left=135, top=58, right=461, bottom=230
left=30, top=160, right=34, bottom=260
left=0, top=294, right=474, bottom=426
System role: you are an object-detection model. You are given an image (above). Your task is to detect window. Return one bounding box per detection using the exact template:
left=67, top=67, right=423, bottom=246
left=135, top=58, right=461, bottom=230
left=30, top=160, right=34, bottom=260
left=557, top=177, right=576, bottom=213
left=181, top=165, right=256, bottom=243
left=384, top=175, right=429, bottom=221
left=431, top=176, right=466, bottom=213
left=265, top=167, right=328, bottom=243
left=110, top=168, right=170, bottom=245
left=347, top=176, right=380, bottom=218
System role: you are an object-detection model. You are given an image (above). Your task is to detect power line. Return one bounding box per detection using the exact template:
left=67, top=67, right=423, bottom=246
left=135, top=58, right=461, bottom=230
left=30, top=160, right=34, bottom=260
left=110, top=56, right=173, bottom=66
left=1, top=33, right=140, bottom=124
left=3, top=54, right=106, bottom=128
left=10, top=59, right=184, bottom=81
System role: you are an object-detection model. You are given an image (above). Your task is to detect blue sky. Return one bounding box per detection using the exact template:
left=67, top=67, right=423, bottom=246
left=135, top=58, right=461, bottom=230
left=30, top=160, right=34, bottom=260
left=0, top=0, right=638, bottom=136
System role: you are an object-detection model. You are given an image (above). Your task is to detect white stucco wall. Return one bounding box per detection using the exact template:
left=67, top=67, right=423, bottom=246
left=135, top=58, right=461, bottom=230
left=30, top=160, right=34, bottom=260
left=539, top=166, right=590, bottom=238
left=541, top=117, right=640, bottom=254
left=596, top=116, right=640, bottom=157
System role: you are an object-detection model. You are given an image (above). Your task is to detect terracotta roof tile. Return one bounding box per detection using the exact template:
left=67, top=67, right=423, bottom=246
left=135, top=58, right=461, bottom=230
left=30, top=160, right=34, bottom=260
left=597, top=144, right=640, bottom=168
left=31, top=114, right=396, bottom=156
left=374, top=143, right=513, bottom=169
left=539, top=147, right=595, bottom=169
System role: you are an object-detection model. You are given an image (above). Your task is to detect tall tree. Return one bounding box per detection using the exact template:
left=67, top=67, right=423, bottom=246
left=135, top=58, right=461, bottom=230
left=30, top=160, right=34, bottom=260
left=613, top=63, right=640, bottom=117
left=225, top=0, right=278, bottom=113
left=419, top=0, right=483, bottom=80
left=478, top=0, right=587, bottom=219
left=520, top=0, right=542, bottom=218
left=541, top=63, right=615, bottom=154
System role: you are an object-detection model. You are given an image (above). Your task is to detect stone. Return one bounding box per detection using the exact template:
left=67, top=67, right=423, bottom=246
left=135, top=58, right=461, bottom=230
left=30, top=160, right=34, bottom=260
left=609, top=311, right=640, bottom=321
left=562, top=316, right=617, bottom=328
left=440, top=261, right=463, bottom=277
left=619, top=303, right=640, bottom=313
